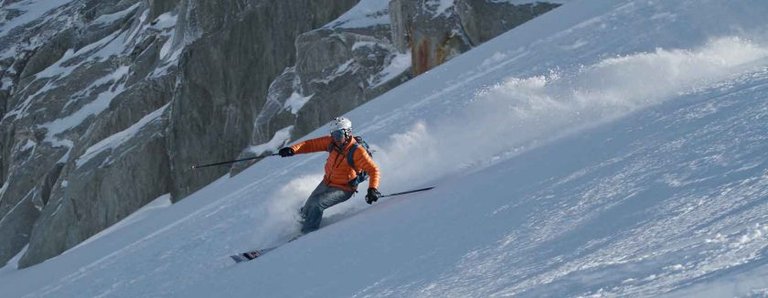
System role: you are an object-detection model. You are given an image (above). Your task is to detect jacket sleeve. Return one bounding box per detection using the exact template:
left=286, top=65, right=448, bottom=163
left=354, top=148, right=380, bottom=189
left=291, top=136, right=332, bottom=154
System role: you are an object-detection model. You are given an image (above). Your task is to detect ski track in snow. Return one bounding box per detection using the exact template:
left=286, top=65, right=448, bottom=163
left=337, top=70, right=768, bottom=298
left=410, top=72, right=768, bottom=297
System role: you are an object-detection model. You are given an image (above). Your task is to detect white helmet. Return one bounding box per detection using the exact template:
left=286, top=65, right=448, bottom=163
left=330, top=116, right=352, bottom=133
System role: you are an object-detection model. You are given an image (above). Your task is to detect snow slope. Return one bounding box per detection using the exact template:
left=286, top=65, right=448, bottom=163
left=2, top=0, right=768, bottom=297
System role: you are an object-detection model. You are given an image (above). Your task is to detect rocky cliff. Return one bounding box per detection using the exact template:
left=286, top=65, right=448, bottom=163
left=0, top=0, right=357, bottom=268
left=0, top=0, right=559, bottom=268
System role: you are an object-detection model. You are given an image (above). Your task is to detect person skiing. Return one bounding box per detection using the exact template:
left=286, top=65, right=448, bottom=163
left=278, top=117, right=381, bottom=234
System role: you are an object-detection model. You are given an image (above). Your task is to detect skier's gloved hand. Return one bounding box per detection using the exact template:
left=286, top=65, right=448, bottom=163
left=366, top=188, right=381, bottom=204
left=278, top=147, right=294, bottom=157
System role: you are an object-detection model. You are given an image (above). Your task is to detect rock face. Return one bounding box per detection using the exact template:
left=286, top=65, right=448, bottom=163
left=167, top=0, right=358, bottom=200
left=390, top=0, right=471, bottom=75
left=292, top=27, right=404, bottom=137
left=230, top=0, right=406, bottom=174
left=455, top=0, right=561, bottom=45
left=390, top=0, right=560, bottom=75
left=0, top=0, right=560, bottom=268
left=1, top=0, right=183, bottom=267
left=19, top=103, right=171, bottom=268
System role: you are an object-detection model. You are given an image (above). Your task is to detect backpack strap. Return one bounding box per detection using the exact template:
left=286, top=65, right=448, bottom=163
left=347, top=143, right=359, bottom=169
left=345, top=141, right=371, bottom=189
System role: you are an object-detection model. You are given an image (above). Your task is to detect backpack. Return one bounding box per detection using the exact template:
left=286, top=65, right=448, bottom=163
left=346, top=136, right=373, bottom=188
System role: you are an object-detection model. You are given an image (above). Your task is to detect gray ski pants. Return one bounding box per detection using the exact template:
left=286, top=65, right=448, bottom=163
left=300, top=183, right=354, bottom=233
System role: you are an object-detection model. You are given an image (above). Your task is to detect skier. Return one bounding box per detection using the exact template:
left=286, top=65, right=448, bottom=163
left=278, top=117, right=381, bottom=234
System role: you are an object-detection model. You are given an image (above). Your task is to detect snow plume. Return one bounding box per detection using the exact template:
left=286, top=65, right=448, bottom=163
left=256, top=174, right=323, bottom=243
left=261, top=170, right=380, bottom=237
left=260, top=36, right=768, bottom=224
left=375, top=36, right=768, bottom=190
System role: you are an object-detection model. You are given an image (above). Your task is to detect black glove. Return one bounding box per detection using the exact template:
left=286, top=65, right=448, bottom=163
left=278, top=147, right=294, bottom=157
left=365, top=188, right=381, bottom=204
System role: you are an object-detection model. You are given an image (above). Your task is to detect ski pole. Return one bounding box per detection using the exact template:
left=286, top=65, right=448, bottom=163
left=381, top=186, right=435, bottom=198
left=191, top=153, right=279, bottom=169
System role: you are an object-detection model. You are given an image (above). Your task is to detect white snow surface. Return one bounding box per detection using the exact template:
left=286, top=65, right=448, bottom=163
left=324, top=0, right=389, bottom=29
left=3, top=0, right=768, bottom=297
left=284, top=92, right=313, bottom=114
left=370, top=51, right=411, bottom=88
left=247, top=126, right=293, bottom=156
left=91, top=3, right=140, bottom=26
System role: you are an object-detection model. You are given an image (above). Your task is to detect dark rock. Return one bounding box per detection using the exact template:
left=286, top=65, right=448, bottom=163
left=18, top=29, right=76, bottom=80
left=148, top=0, right=180, bottom=20
left=167, top=0, right=358, bottom=200
left=292, top=28, right=399, bottom=138
left=455, top=0, right=561, bottom=45
left=390, top=0, right=471, bottom=75
left=14, top=68, right=175, bottom=267
left=19, top=107, right=171, bottom=268
left=0, top=89, right=6, bottom=120
left=0, top=137, right=67, bottom=266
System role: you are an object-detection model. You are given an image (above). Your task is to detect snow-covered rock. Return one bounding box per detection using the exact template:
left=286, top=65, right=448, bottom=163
left=0, top=0, right=357, bottom=267
left=390, top=0, right=559, bottom=75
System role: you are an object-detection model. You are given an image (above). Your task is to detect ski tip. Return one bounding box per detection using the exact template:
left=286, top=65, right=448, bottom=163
left=229, top=250, right=266, bottom=263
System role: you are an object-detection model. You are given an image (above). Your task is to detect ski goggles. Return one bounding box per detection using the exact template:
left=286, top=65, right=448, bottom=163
left=331, top=129, right=348, bottom=142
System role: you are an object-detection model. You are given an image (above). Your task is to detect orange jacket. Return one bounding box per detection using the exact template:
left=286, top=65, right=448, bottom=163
left=291, top=136, right=380, bottom=192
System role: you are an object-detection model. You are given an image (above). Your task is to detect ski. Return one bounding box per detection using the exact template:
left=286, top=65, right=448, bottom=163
left=230, top=246, right=279, bottom=263
left=228, top=186, right=434, bottom=264
left=229, top=234, right=302, bottom=263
